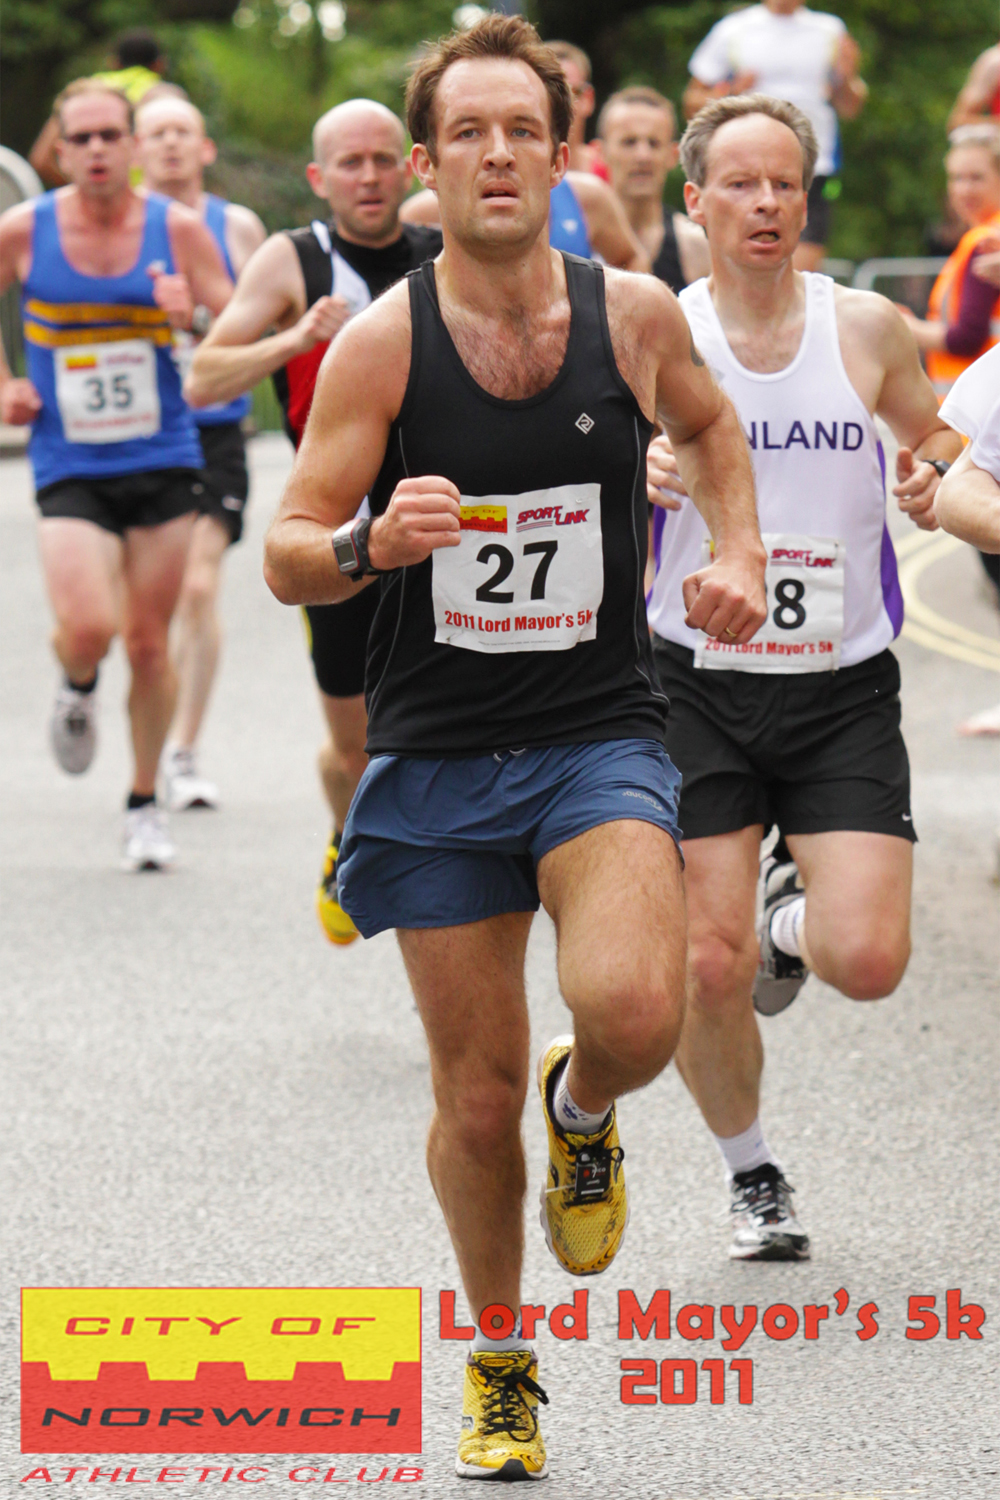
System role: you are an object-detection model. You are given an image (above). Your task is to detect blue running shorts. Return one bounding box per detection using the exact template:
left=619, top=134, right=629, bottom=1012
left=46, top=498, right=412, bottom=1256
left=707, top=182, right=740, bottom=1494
left=336, top=739, right=682, bottom=938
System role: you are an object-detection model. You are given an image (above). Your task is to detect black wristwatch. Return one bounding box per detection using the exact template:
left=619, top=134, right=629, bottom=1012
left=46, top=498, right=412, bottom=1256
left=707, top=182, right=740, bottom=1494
left=929, top=459, right=951, bottom=478
left=332, top=515, right=380, bottom=579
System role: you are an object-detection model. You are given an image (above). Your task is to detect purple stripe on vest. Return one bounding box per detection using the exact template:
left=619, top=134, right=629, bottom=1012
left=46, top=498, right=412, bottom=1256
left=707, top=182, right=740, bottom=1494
left=876, top=442, right=904, bottom=636
left=647, top=503, right=667, bottom=607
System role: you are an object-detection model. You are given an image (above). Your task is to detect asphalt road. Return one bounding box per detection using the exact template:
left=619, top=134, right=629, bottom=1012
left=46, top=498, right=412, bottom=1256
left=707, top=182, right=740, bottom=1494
left=2, top=433, right=998, bottom=1499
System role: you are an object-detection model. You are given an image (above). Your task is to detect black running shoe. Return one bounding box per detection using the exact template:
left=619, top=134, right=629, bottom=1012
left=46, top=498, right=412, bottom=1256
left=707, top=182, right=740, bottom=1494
left=729, top=1162, right=810, bottom=1261
left=753, top=853, right=807, bottom=1016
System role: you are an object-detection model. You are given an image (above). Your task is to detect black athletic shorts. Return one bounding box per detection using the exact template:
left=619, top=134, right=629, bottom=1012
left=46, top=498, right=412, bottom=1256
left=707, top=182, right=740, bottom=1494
left=801, top=174, right=835, bottom=246
left=652, top=637, right=917, bottom=844
left=36, top=467, right=203, bottom=534
left=197, top=420, right=250, bottom=545
left=303, top=585, right=380, bottom=699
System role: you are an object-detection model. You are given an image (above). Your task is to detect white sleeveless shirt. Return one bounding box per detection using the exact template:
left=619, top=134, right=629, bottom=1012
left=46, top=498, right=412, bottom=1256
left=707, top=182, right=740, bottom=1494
left=647, top=273, right=903, bottom=670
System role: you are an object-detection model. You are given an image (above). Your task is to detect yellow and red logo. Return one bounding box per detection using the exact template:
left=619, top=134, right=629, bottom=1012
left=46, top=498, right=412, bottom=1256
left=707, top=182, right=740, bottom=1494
left=63, top=355, right=98, bottom=370
left=459, top=503, right=507, bottom=533
left=21, top=1288, right=420, bottom=1454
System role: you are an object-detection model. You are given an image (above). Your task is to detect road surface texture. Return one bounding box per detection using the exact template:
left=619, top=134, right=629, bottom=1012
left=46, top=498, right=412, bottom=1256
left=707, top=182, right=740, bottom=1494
left=2, top=431, right=997, bottom=1498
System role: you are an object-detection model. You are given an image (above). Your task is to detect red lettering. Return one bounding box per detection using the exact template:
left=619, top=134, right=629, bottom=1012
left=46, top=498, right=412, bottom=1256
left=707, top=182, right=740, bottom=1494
left=288, top=1470, right=320, bottom=1484
left=271, top=1317, right=320, bottom=1336
left=155, top=1472, right=187, bottom=1484
left=701, top=1358, right=725, bottom=1404
left=660, top=1359, right=697, bottom=1405
left=519, top=1303, right=546, bottom=1340
left=719, top=1305, right=757, bottom=1350
left=65, top=1319, right=109, bottom=1336
left=145, top=1318, right=189, bottom=1336
left=439, top=1291, right=473, bottom=1339
left=947, top=1290, right=986, bottom=1339
left=803, top=1305, right=828, bottom=1339
left=392, top=1471, right=423, bottom=1482
left=618, top=1289, right=670, bottom=1340
left=20, top=1472, right=54, bottom=1483
left=619, top=1358, right=657, bottom=1404
left=236, top=1472, right=268, bottom=1483
left=549, top=1290, right=588, bottom=1340
left=480, top=1304, right=515, bottom=1340
left=195, top=1318, right=241, bottom=1335
left=762, top=1304, right=798, bottom=1340
left=676, top=1304, right=714, bottom=1341
left=332, top=1318, right=375, bottom=1336
left=906, top=1296, right=940, bottom=1340
left=731, top=1359, right=754, bottom=1404
left=856, top=1302, right=879, bottom=1341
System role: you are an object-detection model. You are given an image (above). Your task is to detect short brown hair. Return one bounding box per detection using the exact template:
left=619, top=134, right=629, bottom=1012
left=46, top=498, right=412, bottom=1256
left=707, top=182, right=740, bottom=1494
left=545, top=40, right=591, bottom=83
left=406, top=14, right=573, bottom=161
left=54, top=78, right=134, bottom=135
left=598, top=86, right=677, bottom=141
left=680, top=93, right=818, bottom=190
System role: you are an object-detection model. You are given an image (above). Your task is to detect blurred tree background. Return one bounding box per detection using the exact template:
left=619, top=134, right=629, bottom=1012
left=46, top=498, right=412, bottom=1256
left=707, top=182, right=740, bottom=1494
left=2, top=0, right=996, bottom=257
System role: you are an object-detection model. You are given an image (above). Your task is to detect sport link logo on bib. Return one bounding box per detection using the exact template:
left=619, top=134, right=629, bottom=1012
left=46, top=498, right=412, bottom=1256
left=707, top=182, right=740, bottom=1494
left=20, top=1289, right=420, bottom=1454
left=433, top=484, right=604, bottom=653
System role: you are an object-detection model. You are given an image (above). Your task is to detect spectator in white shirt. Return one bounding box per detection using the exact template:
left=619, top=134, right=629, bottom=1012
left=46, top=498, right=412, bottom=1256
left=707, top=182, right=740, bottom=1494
left=683, top=1, right=867, bottom=270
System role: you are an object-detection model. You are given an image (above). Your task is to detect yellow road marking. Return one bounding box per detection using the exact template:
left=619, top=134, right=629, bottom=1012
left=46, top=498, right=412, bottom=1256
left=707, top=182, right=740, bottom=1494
left=897, top=530, right=1000, bottom=673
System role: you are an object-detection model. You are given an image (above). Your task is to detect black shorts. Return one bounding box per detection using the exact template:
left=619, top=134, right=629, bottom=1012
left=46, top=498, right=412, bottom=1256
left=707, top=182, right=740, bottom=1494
left=303, top=586, right=380, bottom=699
left=801, top=174, right=835, bottom=246
left=197, top=420, right=250, bottom=545
left=36, top=467, right=202, bottom=535
left=652, top=638, right=917, bottom=844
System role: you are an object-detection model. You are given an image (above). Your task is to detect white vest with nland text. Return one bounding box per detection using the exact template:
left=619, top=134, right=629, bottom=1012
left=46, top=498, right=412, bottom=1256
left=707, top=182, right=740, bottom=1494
left=647, top=272, right=903, bottom=669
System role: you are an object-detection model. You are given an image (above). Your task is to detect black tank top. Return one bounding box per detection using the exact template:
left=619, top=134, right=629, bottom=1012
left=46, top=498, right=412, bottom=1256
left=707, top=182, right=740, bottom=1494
left=652, top=214, right=685, bottom=295
left=364, top=254, right=665, bottom=756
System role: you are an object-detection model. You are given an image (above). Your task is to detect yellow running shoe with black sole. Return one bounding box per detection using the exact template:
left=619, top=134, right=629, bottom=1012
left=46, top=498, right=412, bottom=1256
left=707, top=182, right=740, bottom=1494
left=316, top=830, right=359, bottom=946
left=456, top=1348, right=548, bottom=1481
left=537, top=1034, right=628, bottom=1277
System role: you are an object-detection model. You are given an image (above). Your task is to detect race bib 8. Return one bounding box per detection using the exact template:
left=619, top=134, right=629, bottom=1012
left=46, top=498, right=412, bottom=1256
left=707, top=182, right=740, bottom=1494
left=55, top=340, right=160, bottom=444
left=694, top=531, right=845, bottom=673
left=432, top=483, right=603, bottom=653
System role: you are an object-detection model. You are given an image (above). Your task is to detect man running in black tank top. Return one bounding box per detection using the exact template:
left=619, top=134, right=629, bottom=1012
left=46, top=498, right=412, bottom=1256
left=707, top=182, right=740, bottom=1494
left=265, top=16, right=765, bottom=1481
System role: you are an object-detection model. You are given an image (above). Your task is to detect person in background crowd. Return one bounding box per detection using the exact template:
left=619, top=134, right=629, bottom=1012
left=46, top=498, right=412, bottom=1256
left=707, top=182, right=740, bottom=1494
left=29, top=31, right=171, bottom=189
left=901, top=126, right=1000, bottom=397
left=598, top=85, right=710, bottom=294
left=134, top=94, right=266, bottom=811
left=948, top=40, right=1000, bottom=132
left=938, top=344, right=1000, bottom=554
left=683, top=0, right=867, bottom=271
left=545, top=40, right=606, bottom=177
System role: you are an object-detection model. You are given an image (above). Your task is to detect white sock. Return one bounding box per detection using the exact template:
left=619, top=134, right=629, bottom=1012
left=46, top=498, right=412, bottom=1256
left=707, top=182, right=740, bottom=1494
left=552, top=1060, right=610, bottom=1136
left=770, top=895, right=805, bottom=958
left=472, top=1314, right=529, bottom=1354
left=713, top=1117, right=778, bottom=1180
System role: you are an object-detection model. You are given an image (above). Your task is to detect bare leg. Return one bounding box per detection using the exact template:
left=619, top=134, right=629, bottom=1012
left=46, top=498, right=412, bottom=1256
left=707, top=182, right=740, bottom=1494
left=120, top=515, right=195, bottom=796
left=397, top=913, right=533, bottom=1321
left=786, top=830, right=912, bottom=1000
left=171, top=514, right=229, bottom=750
left=36, top=518, right=122, bottom=682
left=537, top=819, right=687, bottom=1115
left=317, top=691, right=368, bottom=829
left=673, top=827, right=764, bottom=1138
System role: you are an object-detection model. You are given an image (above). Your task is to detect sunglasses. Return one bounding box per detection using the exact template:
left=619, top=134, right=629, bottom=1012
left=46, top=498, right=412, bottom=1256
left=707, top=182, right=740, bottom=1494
left=63, top=128, right=127, bottom=146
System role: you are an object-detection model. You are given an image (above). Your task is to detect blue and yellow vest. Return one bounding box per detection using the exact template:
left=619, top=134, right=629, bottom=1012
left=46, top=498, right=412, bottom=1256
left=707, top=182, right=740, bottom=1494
left=23, top=191, right=203, bottom=490
left=185, top=194, right=250, bottom=428
left=549, top=178, right=592, bottom=259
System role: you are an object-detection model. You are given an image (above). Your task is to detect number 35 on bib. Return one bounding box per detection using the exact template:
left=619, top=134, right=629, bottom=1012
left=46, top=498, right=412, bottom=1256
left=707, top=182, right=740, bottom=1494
left=695, top=532, right=846, bottom=673
left=432, top=484, right=604, bottom=653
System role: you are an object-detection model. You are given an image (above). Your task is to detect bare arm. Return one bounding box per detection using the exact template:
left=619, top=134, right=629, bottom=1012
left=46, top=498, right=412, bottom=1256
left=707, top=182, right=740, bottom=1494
left=224, top=202, right=267, bottom=277
left=948, top=46, right=1000, bottom=132
left=28, top=116, right=66, bottom=189
left=264, top=283, right=462, bottom=606
left=673, top=214, right=711, bottom=284
left=934, top=444, right=1000, bottom=551
left=167, top=206, right=233, bottom=316
left=830, top=33, right=868, bottom=120
left=0, top=204, right=43, bottom=424
left=568, top=173, right=649, bottom=272
left=682, top=71, right=757, bottom=122
left=399, top=189, right=441, bottom=226
left=185, top=232, right=349, bottom=407
left=609, top=273, right=765, bottom=642
left=846, top=290, right=964, bottom=528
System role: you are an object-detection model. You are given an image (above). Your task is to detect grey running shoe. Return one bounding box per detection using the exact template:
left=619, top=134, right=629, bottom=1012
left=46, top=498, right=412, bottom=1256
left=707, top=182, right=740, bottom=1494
left=753, top=853, right=807, bottom=1016
left=50, top=684, right=98, bottom=774
left=729, top=1163, right=810, bottom=1261
left=122, top=805, right=176, bottom=872
left=162, top=745, right=218, bottom=811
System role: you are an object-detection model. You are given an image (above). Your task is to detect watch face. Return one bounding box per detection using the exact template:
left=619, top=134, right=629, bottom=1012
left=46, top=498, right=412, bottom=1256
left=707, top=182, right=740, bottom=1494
left=333, top=534, right=359, bottom=572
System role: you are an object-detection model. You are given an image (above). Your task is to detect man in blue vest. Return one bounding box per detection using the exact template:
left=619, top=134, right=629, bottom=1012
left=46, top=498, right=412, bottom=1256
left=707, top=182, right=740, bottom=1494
left=0, top=80, right=232, bottom=869
left=135, top=93, right=266, bottom=811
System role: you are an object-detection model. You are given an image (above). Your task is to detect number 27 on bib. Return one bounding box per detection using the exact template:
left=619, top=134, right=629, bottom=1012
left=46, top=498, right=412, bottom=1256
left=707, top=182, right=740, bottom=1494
left=432, top=484, right=604, bottom=653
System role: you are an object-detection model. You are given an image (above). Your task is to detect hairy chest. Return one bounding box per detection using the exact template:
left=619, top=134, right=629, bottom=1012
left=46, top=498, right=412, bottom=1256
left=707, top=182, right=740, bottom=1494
left=442, top=301, right=570, bottom=400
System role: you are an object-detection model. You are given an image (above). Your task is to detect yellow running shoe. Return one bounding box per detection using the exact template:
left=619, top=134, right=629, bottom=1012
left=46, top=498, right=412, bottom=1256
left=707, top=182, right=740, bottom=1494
left=537, top=1034, right=628, bottom=1277
left=456, top=1348, right=548, bottom=1481
left=315, top=830, right=359, bottom=946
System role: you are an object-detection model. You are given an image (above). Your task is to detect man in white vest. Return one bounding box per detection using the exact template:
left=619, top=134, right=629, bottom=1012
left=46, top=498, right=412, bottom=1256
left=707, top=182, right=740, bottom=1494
left=645, top=95, right=962, bottom=1260
left=186, top=100, right=441, bottom=944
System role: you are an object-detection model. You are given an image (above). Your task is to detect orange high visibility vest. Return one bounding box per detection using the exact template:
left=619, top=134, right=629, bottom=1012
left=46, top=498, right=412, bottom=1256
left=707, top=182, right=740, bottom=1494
left=926, top=210, right=1000, bottom=396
